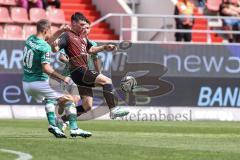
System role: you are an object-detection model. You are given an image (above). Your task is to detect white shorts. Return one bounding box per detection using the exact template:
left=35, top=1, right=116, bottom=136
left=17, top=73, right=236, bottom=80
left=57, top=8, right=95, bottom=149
left=22, top=81, right=63, bottom=103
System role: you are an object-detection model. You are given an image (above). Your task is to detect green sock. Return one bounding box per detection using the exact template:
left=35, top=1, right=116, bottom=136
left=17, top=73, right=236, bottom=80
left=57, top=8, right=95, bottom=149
left=68, top=114, right=78, bottom=130
left=44, top=99, right=57, bottom=127
left=65, top=101, right=78, bottom=130
left=46, top=112, right=56, bottom=126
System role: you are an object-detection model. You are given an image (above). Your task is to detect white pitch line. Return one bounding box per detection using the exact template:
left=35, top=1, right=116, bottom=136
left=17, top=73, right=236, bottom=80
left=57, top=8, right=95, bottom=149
left=0, top=149, right=33, bottom=160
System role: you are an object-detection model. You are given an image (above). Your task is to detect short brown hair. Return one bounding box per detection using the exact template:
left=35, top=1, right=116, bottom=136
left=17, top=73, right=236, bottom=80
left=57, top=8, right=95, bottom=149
left=71, top=12, right=90, bottom=24
left=36, top=19, right=51, bottom=33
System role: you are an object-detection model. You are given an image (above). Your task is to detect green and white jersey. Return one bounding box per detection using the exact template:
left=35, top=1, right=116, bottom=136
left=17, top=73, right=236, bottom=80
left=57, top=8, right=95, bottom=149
left=22, top=35, right=51, bottom=82
left=87, top=40, right=98, bottom=70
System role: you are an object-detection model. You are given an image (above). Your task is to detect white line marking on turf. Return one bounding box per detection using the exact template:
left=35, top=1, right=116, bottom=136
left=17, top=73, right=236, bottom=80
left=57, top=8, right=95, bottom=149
left=0, top=149, right=32, bottom=160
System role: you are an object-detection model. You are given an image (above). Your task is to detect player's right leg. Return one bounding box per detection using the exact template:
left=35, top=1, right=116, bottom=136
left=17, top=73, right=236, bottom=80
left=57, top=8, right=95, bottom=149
left=68, top=69, right=95, bottom=116
left=95, top=74, right=129, bottom=119
left=76, top=85, right=93, bottom=115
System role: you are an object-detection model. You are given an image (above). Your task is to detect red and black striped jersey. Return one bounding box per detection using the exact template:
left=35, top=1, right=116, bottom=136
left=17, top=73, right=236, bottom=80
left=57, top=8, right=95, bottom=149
left=58, top=31, right=93, bottom=70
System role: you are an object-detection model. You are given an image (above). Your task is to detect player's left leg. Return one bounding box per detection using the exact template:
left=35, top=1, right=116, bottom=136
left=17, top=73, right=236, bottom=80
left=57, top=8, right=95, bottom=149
left=78, top=95, right=92, bottom=115
left=76, top=85, right=94, bottom=115
left=68, top=68, right=95, bottom=117
left=57, top=95, right=92, bottom=138
left=44, top=99, right=67, bottom=138
left=95, top=74, right=129, bottom=119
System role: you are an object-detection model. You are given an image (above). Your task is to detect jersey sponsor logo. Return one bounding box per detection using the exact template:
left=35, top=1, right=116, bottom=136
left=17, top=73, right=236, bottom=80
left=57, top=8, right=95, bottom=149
left=45, top=52, right=50, bottom=60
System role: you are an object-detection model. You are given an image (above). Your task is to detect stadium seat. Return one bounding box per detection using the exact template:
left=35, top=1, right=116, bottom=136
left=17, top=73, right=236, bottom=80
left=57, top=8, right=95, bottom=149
left=30, top=8, right=47, bottom=23
left=3, top=0, right=17, bottom=6
left=0, top=7, right=13, bottom=23
left=0, top=0, right=4, bottom=4
left=23, top=25, right=36, bottom=39
left=47, top=9, right=66, bottom=24
left=206, top=0, right=222, bottom=11
left=4, top=25, right=23, bottom=39
left=11, top=7, right=30, bottom=23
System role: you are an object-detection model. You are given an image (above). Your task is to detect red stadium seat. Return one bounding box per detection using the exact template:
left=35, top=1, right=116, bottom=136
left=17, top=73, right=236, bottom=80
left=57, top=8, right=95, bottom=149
left=206, top=0, right=222, bottom=11
left=0, top=7, right=13, bottom=23
left=0, top=25, right=4, bottom=39
left=11, top=7, right=30, bottom=23
left=30, top=8, right=47, bottom=23
left=47, top=9, right=66, bottom=24
left=0, top=0, right=5, bottom=4
left=3, top=0, right=17, bottom=6
left=23, top=25, right=36, bottom=39
left=4, top=25, right=23, bottom=39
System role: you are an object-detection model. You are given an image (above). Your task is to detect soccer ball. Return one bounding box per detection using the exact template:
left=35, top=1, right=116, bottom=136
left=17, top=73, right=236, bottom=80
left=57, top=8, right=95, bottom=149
left=120, top=76, right=137, bottom=92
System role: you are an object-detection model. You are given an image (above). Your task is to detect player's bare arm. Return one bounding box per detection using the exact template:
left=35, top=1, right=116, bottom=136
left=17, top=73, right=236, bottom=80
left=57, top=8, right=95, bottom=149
left=48, top=25, right=71, bottom=52
left=42, top=63, right=71, bottom=84
left=88, top=44, right=117, bottom=54
left=47, top=24, right=71, bottom=44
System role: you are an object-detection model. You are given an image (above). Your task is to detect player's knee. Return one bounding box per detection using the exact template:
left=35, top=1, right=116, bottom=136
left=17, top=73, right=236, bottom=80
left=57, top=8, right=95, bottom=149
left=107, top=78, right=112, bottom=84
left=96, top=74, right=112, bottom=85
left=58, top=95, right=75, bottom=106
left=57, top=95, right=77, bottom=115
left=44, top=99, right=56, bottom=113
left=64, top=101, right=76, bottom=115
left=63, top=95, right=75, bottom=102
left=82, top=103, right=92, bottom=111
left=72, top=95, right=81, bottom=105
left=103, top=77, right=112, bottom=85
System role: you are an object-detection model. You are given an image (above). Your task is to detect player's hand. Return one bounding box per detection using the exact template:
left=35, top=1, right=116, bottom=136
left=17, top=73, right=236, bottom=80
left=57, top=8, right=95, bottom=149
left=62, top=77, right=74, bottom=93
left=63, top=77, right=73, bottom=85
left=104, top=44, right=117, bottom=52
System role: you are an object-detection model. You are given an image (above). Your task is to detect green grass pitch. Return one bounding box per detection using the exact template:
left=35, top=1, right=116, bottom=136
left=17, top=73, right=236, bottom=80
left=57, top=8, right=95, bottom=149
left=0, top=120, right=240, bottom=160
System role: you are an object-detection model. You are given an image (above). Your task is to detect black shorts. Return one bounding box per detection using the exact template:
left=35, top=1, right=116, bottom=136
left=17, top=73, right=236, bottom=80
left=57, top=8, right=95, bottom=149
left=70, top=67, right=99, bottom=97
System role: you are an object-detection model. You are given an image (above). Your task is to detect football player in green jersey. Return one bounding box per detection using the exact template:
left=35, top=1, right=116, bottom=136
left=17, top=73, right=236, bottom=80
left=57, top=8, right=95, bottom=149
left=22, top=19, right=92, bottom=138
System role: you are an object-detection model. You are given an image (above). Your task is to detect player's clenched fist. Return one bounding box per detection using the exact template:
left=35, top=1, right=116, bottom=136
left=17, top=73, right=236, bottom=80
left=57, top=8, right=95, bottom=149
left=104, top=44, right=117, bottom=51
